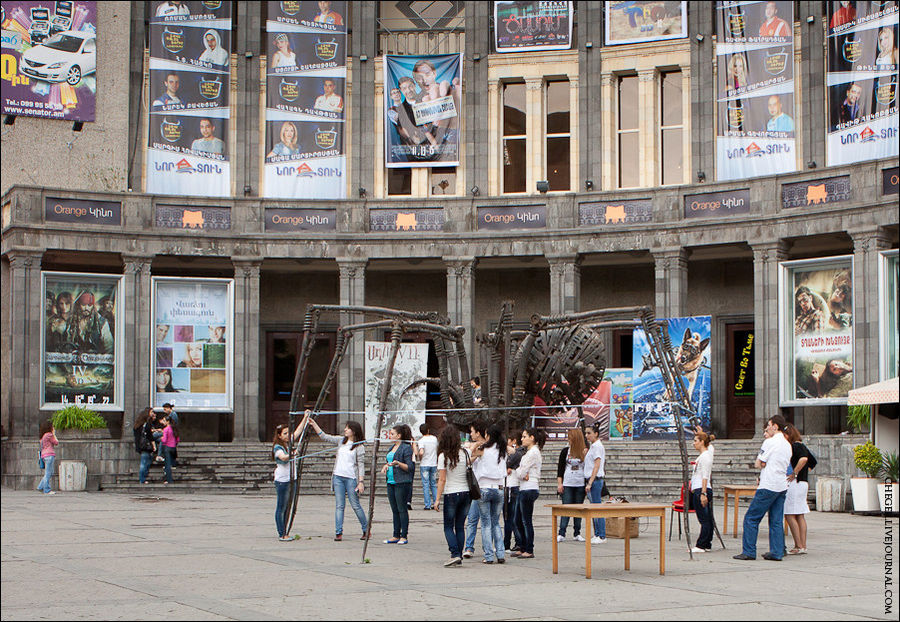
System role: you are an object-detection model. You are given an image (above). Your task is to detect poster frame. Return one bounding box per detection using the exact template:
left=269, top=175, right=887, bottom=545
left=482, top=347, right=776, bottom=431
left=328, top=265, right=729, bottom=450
left=879, top=249, right=899, bottom=381
left=604, top=1, right=688, bottom=46
left=494, top=1, right=574, bottom=53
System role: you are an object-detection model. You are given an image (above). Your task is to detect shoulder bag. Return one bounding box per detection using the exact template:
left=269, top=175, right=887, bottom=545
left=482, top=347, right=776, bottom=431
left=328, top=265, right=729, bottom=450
left=463, top=448, right=481, bottom=500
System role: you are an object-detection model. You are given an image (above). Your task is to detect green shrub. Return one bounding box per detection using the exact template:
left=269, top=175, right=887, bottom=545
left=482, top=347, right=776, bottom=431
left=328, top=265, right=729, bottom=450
left=846, top=404, right=871, bottom=432
left=881, top=451, right=899, bottom=483
left=51, top=405, right=107, bottom=431
left=853, top=441, right=882, bottom=478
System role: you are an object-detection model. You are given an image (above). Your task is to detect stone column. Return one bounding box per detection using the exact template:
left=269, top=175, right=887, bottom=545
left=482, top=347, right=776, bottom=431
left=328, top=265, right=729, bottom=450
left=122, top=254, right=153, bottom=429
left=487, top=78, right=500, bottom=195
left=232, top=259, right=262, bottom=441
left=444, top=257, right=476, bottom=360
left=600, top=73, right=614, bottom=190
left=850, top=228, right=891, bottom=387
left=7, top=249, right=43, bottom=438
left=752, top=241, right=788, bottom=436
left=568, top=76, right=580, bottom=189
left=337, top=258, right=367, bottom=416
left=548, top=254, right=582, bottom=316
left=638, top=69, right=657, bottom=187
left=652, top=248, right=688, bottom=319
left=525, top=77, right=543, bottom=193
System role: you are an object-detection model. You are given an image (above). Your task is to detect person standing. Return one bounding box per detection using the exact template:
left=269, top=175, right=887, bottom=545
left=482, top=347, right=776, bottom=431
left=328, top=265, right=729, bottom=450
left=690, top=431, right=716, bottom=553
left=417, top=423, right=439, bottom=510
left=556, top=428, right=588, bottom=542
left=513, top=427, right=546, bottom=559
left=462, top=421, right=487, bottom=558
left=380, top=424, right=414, bottom=544
left=160, top=416, right=180, bottom=485
left=272, top=423, right=304, bottom=541
left=471, top=424, right=507, bottom=564
left=734, top=415, right=793, bottom=561
left=584, top=423, right=607, bottom=544
left=132, top=407, right=157, bottom=484
left=37, top=420, right=58, bottom=494
left=784, top=423, right=811, bottom=555
left=434, top=424, right=470, bottom=567
left=504, top=431, right=525, bottom=553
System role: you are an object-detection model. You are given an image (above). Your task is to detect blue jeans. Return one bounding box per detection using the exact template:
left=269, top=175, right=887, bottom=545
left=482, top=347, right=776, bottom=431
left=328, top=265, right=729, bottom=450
left=559, top=485, right=586, bottom=536
left=387, top=482, right=411, bottom=538
left=333, top=475, right=367, bottom=535
left=691, top=488, right=714, bottom=550
left=274, top=480, right=291, bottom=537
left=464, top=497, right=480, bottom=552
left=588, top=478, right=606, bottom=538
left=478, top=488, right=505, bottom=561
left=162, top=445, right=175, bottom=483
left=420, top=466, right=437, bottom=508
left=37, top=455, right=55, bottom=493
left=518, top=488, right=540, bottom=554
left=741, top=488, right=787, bottom=559
left=442, top=491, right=471, bottom=558
left=138, top=452, right=152, bottom=483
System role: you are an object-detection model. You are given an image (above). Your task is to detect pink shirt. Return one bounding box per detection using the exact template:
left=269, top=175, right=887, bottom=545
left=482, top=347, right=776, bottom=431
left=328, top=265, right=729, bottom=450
left=161, top=426, right=179, bottom=448
left=40, top=432, right=59, bottom=458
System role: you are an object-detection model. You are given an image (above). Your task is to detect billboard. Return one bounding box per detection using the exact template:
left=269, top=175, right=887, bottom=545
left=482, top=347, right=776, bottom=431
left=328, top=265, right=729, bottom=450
left=364, top=341, right=428, bottom=441
left=494, top=1, right=572, bottom=52
left=605, top=1, right=687, bottom=45
left=605, top=368, right=634, bottom=440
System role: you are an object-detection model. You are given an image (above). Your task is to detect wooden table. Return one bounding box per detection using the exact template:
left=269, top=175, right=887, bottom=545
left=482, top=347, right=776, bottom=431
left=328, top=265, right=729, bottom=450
left=546, top=503, right=667, bottom=578
left=722, top=485, right=758, bottom=537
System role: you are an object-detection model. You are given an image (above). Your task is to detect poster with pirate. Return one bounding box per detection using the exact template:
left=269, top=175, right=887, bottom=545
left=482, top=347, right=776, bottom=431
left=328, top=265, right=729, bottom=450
left=41, top=272, right=123, bottom=410
left=632, top=316, right=712, bottom=440
left=363, top=341, right=428, bottom=442
left=781, top=256, right=854, bottom=405
left=263, top=1, right=347, bottom=199
left=146, top=1, right=232, bottom=197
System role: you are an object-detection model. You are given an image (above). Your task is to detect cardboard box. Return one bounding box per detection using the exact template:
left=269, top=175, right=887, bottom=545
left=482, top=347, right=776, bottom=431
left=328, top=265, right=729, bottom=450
left=605, top=516, right=639, bottom=539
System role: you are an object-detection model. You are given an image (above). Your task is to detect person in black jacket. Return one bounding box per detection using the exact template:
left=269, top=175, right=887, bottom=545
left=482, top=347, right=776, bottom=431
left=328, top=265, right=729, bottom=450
left=381, top=424, right=415, bottom=544
left=132, top=407, right=157, bottom=484
left=504, top=430, right=526, bottom=553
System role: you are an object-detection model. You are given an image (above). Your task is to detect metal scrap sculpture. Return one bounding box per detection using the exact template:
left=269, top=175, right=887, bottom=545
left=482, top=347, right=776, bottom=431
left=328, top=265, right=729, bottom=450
left=284, top=302, right=705, bottom=561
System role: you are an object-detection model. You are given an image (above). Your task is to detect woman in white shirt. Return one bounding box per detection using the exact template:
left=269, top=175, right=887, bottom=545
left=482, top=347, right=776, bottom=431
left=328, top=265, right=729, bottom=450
left=272, top=423, right=303, bottom=541
left=434, top=424, right=472, bottom=567
left=584, top=424, right=607, bottom=543
left=471, top=424, right=508, bottom=564
left=417, top=423, right=439, bottom=510
left=512, top=427, right=546, bottom=559
left=690, top=430, right=716, bottom=553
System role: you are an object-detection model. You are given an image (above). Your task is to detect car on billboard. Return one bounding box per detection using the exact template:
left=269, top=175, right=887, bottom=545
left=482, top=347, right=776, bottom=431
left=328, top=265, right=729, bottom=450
left=28, top=6, right=52, bottom=44
left=20, top=30, right=96, bottom=85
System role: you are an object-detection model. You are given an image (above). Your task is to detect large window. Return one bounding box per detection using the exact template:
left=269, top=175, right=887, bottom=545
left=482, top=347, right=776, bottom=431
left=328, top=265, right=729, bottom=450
left=660, top=70, right=683, bottom=186
left=503, top=82, right=527, bottom=193
left=546, top=80, right=570, bottom=191
left=617, top=75, right=639, bottom=188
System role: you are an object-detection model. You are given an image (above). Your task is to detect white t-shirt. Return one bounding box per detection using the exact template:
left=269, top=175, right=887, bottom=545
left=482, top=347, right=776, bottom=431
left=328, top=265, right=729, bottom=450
left=419, top=435, right=438, bottom=467
left=584, top=439, right=605, bottom=479
left=516, top=445, right=542, bottom=491
left=758, top=433, right=792, bottom=492
left=333, top=442, right=358, bottom=480
left=690, top=448, right=714, bottom=491
left=473, top=445, right=506, bottom=487
left=437, top=448, right=469, bottom=495
left=273, top=445, right=292, bottom=482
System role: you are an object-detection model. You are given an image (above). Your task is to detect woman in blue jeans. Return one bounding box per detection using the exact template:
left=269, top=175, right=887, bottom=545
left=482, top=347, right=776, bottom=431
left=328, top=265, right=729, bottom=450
left=434, top=424, right=471, bottom=567
left=471, top=424, right=507, bottom=563
left=272, top=423, right=303, bottom=541
left=584, top=423, right=607, bottom=543
left=380, top=424, right=414, bottom=544
left=37, top=420, right=59, bottom=494
left=132, top=407, right=157, bottom=484
left=513, top=427, right=546, bottom=558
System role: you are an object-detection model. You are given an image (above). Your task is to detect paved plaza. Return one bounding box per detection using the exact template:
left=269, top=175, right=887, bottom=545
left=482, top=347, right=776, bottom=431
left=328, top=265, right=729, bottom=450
left=1, top=488, right=896, bottom=620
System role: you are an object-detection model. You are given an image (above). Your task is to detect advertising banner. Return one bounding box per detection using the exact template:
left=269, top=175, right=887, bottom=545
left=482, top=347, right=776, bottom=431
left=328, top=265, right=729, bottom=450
left=44, top=197, right=120, bottom=225
left=604, top=368, right=634, bottom=440
left=1, top=1, right=97, bottom=121
left=41, top=271, right=122, bottom=409
left=146, top=1, right=232, bottom=197
left=632, top=316, right=712, bottom=439
left=384, top=53, right=461, bottom=168
left=264, top=207, right=336, bottom=231
left=881, top=250, right=899, bottom=380
left=884, top=166, right=900, bottom=194
left=826, top=2, right=899, bottom=166
left=152, top=277, right=233, bottom=410
left=780, top=256, right=854, bottom=405
left=264, top=1, right=347, bottom=199
left=605, top=1, right=687, bottom=45
left=476, top=204, right=546, bottom=230
left=579, top=199, right=652, bottom=226
left=683, top=188, right=750, bottom=218
left=715, top=1, right=796, bottom=181
left=494, top=1, right=572, bottom=52
left=364, top=341, right=428, bottom=441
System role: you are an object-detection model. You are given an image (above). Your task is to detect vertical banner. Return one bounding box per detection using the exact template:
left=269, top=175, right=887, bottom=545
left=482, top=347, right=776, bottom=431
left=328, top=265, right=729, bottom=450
left=41, top=272, right=122, bottom=410
left=264, top=1, right=347, bottom=199
left=146, top=1, right=232, bottom=197
left=152, top=277, right=233, bottom=410
left=780, top=256, right=854, bottom=405
left=1, top=1, right=97, bottom=121
left=881, top=250, right=899, bottom=380
left=632, top=316, right=712, bottom=439
left=605, top=368, right=634, bottom=440
left=716, top=1, right=796, bottom=180
left=364, top=341, right=428, bottom=441
left=604, top=1, right=687, bottom=45
left=384, top=53, right=461, bottom=168
left=494, top=1, right=573, bottom=52
left=826, top=2, right=899, bottom=166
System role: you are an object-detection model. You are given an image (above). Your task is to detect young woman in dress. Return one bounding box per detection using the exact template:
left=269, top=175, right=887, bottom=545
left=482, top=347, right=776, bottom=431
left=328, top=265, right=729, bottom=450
left=434, top=424, right=471, bottom=566
left=784, top=423, right=811, bottom=554
left=513, top=427, right=546, bottom=559
left=556, top=427, right=588, bottom=542
left=380, top=424, right=414, bottom=544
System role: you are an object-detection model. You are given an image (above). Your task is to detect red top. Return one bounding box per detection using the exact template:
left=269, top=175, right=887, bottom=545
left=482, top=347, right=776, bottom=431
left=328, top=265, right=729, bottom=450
left=40, top=432, right=59, bottom=458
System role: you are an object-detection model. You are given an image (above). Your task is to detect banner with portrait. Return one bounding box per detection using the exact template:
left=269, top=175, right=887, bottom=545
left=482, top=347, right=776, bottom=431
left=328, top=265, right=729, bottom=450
left=605, top=1, right=687, bottom=45
left=1, top=1, right=97, bottom=121
left=384, top=53, right=461, bottom=168
left=264, top=1, right=347, bottom=199
left=152, top=277, right=233, bottom=410
left=146, top=1, right=232, bottom=197
left=716, top=1, right=796, bottom=181
left=494, top=1, right=572, bottom=52
left=41, top=272, right=122, bottom=410
left=826, top=2, right=899, bottom=166
left=780, top=256, right=854, bottom=406
left=364, top=341, right=428, bottom=441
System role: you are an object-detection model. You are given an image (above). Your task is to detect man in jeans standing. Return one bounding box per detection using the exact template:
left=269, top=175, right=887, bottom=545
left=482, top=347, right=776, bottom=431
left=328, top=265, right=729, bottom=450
left=417, top=423, right=438, bottom=510
left=734, top=414, right=793, bottom=561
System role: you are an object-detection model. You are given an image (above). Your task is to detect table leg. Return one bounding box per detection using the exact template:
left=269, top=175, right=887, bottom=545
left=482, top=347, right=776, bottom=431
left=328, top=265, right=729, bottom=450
left=733, top=494, right=740, bottom=538
left=624, top=518, right=631, bottom=571
left=552, top=513, right=558, bottom=575
left=659, top=512, right=665, bottom=575
left=723, top=492, right=729, bottom=535
left=585, top=512, right=592, bottom=579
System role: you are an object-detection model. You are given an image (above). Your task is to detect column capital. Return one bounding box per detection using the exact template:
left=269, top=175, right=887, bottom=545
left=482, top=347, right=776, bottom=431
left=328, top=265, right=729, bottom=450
left=638, top=68, right=656, bottom=81
left=122, top=254, right=154, bottom=275
left=651, top=247, right=688, bottom=267
left=525, top=77, right=543, bottom=90
left=337, top=257, right=368, bottom=279
left=750, top=240, right=789, bottom=262
left=600, top=73, right=613, bottom=87
left=5, top=248, right=43, bottom=269
left=232, top=258, right=262, bottom=278
left=444, top=256, right=476, bottom=277
left=849, top=227, right=891, bottom=252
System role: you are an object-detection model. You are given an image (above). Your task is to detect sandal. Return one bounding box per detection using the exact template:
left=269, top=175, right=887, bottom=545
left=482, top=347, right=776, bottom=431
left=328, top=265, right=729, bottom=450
left=518, top=553, right=534, bottom=559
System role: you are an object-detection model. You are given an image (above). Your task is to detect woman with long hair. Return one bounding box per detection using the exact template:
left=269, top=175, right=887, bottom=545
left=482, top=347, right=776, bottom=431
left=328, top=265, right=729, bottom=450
left=272, top=422, right=304, bottom=541
left=37, top=419, right=58, bottom=494
left=434, top=424, right=470, bottom=566
left=271, top=33, right=297, bottom=68
left=784, top=423, right=811, bottom=554
left=267, top=121, right=301, bottom=158
left=690, top=430, right=716, bottom=553
left=556, top=427, right=588, bottom=542
left=513, top=427, right=546, bottom=559
left=159, top=415, right=180, bottom=485
left=156, top=369, right=177, bottom=393
left=380, top=424, right=414, bottom=545
left=584, top=423, right=607, bottom=544
left=132, top=407, right=156, bottom=484
left=471, top=424, right=507, bottom=564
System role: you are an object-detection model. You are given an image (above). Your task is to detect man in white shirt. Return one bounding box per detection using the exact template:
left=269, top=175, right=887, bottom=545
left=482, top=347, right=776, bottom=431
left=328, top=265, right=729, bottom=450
left=734, top=415, right=793, bottom=561
left=313, top=79, right=344, bottom=113
left=417, top=423, right=438, bottom=510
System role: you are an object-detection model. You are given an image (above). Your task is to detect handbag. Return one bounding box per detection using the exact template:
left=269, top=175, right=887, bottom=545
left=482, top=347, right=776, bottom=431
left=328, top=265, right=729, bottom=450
left=38, top=449, right=45, bottom=470
left=464, top=448, right=481, bottom=501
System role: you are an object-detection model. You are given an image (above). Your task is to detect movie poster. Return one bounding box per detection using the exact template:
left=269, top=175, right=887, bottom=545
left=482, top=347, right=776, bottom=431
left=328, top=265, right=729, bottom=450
left=826, top=2, right=899, bottom=166
left=881, top=250, right=899, bottom=380
left=152, top=277, right=233, bottom=410
left=605, top=368, right=634, bottom=440
left=364, top=341, right=428, bottom=441
left=780, top=256, right=854, bottom=405
left=41, top=272, right=122, bottom=409
left=716, top=1, right=796, bottom=181
left=632, top=316, right=712, bottom=439
left=605, top=1, right=687, bottom=45
left=494, top=1, right=572, bottom=52
left=1, top=1, right=97, bottom=121
left=264, top=0, right=347, bottom=199
left=384, top=53, right=461, bottom=168
left=145, top=1, right=232, bottom=197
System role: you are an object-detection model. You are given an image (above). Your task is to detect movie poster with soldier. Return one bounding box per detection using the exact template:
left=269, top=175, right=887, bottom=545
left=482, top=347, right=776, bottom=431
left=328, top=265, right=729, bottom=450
left=826, top=2, right=899, bottom=166
left=364, top=342, right=428, bottom=441
left=715, top=1, right=796, bottom=181
left=146, top=1, right=232, bottom=197
left=41, top=272, right=122, bottom=409
left=384, top=53, right=462, bottom=167
left=781, top=256, right=854, bottom=405
left=264, top=0, right=347, bottom=199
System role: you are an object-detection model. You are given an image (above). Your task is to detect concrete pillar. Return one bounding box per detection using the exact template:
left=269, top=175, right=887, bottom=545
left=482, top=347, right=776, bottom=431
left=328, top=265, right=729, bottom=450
left=850, top=228, right=891, bottom=388
left=464, top=0, right=490, bottom=194
left=444, top=256, right=476, bottom=359
left=525, top=77, right=543, bottom=193
left=600, top=73, right=614, bottom=190
left=752, top=241, right=788, bottom=436
left=337, top=258, right=367, bottom=414
left=350, top=2, right=377, bottom=197
left=548, top=254, right=582, bottom=315
left=487, top=78, right=500, bottom=195
left=652, top=248, right=688, bottom=319
left=578, top=1, right=604, bottom=188
left=122, top=254, right=154, bottom=429
left=7, top=249, right=43, bottom=438
left=689, top=1, right=715, bottom=183
left=235, top=1, right=263, bottom=197
left=638, top=69, right=657, bottom=187
left=232, top=259, right=262, bottom=440
left=799, top=0, right=826, bottom=170
left=568, top=76, right=580, bottom=190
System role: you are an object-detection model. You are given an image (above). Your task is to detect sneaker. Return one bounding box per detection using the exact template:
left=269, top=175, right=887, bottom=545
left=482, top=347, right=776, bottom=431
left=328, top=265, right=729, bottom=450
left=496, top=557, right=506, bottom=564
left=334, top=534, right=342, bottom=541
left=556, top=535, right=565, bottom=542
left=574, top=535, right=586, bottom=542
left=278, top=535, right=293, bottom=542
left=462, top=549, right=474, bottom=558
left=46, top=491, right=56, bottom=495
left=732, top=553, right=755, bottom=560
left=481, top=559, right=494, bottom=564
left=762, top=552, right=782, bottom=561
left=443, top=557, right=462, bottom=567
left=591, top=536, right=606, bottom=544
left=397, top=538, right=408, bottom=545
left=691, top=546, right=708, bottom=553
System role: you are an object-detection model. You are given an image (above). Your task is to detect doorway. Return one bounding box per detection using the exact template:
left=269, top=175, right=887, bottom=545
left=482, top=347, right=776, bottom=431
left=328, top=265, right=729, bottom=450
left=725, top=323, right=756, bottom=438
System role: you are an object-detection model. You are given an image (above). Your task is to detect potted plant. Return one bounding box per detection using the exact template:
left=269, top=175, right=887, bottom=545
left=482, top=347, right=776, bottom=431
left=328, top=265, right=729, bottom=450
left=850, top=441, right=882, bottom=512
left=879, top=451, right=899, bottom=514
left=847, top=404, right=870, bottom=432
left=51, top=405, right=109, bottom=439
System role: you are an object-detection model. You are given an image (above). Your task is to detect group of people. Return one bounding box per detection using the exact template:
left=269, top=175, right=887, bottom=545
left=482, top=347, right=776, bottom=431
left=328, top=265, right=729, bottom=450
left=132, top=404, right=181, bottom=484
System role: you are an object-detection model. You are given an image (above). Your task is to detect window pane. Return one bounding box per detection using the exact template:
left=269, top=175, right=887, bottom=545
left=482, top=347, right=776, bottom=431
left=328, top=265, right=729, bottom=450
left=547, top=136, right=570, bottom=191
left=503, top=83, right=526, bottom=136
left=387, top=167, right=411, bottom=195
left=619, top=132, right=639, bottom=188
left=503, top=138, right=526, bottom=193
left=618, top=75, right=638, bottom=130
left=546, top=80, right=570, bottom=134
left=662, top=128, right=683, bottom=185
left=431, top=167, right=456, bottom=195
left=661, top=71, right=682, bottom=127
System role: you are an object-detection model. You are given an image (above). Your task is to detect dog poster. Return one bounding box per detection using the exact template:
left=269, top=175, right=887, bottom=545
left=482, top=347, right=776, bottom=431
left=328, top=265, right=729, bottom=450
left=632, top=316, right=712, bottom=440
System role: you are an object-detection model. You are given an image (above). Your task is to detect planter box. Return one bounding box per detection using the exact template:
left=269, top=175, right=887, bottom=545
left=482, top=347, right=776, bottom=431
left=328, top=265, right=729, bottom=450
left=815, top=476, right=845, bottom=512
left=56, top=428, right=112, bottom=440
left=850, top=477, right=879, bottom=512
left=606, top=516, right=639, bottom=539
left=58, top=460, right=87, bottom=491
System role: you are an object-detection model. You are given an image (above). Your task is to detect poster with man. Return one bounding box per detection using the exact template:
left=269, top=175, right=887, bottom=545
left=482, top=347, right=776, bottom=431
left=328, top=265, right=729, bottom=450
left=715, top=1, right=796, bottom=180
left=384, top=53, right=461, bottom=167
left=364, top=341, right=428, bottom=441
left=494, top=1, right=573, bottom=52
left=42, top=272, right=121, bottom=409
left=826, top=2, right=899, bottom=166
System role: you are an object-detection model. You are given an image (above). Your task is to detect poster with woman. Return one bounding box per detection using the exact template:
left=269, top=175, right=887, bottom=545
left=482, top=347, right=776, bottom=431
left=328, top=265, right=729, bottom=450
left=363, top=341, right=428, bottom=441
left=152, top=277, right=232, bottom=410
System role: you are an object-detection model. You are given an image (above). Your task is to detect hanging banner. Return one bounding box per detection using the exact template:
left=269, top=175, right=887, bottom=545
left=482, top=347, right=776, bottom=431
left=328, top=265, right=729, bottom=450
left=41, top=272, right=122, bottom=410
left=605, top=1, right=687, bottom=45
left=1, top=1, right=97, bottom=121
left=152, top=277, right=233, bottom=410
left=146, top=1, right=232, bottom=197
left=264, top=1, right=347, bottom=199
left=364, top=341, right=428, bottom=441
left=605, top=368, right=634, bottom=440
left=826, top=2, right=899, bottom=166
left=632, top=316, right=712, bottom=439
left=494, top=1, right=573, bottom=52
left=715, top=1, right=796, bottom=181
left=780, top=256, right=854, bottom=405
left=384, top=53, right=461, bottom=168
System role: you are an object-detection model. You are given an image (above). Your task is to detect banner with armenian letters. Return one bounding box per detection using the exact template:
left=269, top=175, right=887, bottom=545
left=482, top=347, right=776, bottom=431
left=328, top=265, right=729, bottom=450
left=146, top=1, right=232, bottom=197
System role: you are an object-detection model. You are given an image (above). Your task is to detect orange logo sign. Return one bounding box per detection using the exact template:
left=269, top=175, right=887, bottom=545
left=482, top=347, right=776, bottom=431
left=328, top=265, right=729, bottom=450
left=395, top=213, right=417, bottom=230
left=604, top=205, right=626, bottom=223
left=182, top=210, right=204, bottom=228
left=806, top=184, right=827, bottom=204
